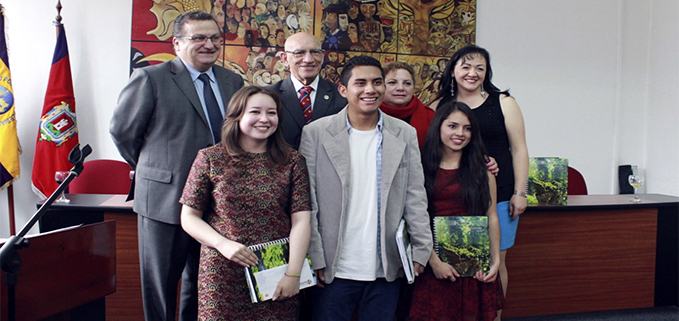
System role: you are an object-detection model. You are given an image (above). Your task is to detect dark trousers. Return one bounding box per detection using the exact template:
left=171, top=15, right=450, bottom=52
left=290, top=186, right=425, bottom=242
left=138, top=215, right=200, bottom=321
left=313, top=277, right=401, bottom=321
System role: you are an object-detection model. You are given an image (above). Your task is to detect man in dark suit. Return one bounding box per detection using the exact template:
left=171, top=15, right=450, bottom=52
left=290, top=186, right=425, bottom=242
left=268, top=32, right=347, bottom=150
left=110, top=11, right=244, bottom=321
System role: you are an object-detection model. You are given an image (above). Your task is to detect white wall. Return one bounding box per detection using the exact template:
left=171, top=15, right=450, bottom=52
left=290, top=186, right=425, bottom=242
left=475, top=0, right=678, bottom=196
left=1, top=0, right=132, bottom=237
left=477, top=0, right=621, bottom=193
left=1, top=0, right=677, bottom=238
left=643, top=1, right=679, bottom=196
left=617, top=1, right=679, bottom=194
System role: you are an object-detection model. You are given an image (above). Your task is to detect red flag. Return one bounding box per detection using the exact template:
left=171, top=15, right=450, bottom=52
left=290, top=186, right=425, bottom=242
left=31, top=23, right=78, bottom=199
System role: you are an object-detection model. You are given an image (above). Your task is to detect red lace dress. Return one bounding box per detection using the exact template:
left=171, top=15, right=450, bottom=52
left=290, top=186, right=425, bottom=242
left=409, top=168, right=504, bottom=321
left=180, top=145, right=311, bottom=321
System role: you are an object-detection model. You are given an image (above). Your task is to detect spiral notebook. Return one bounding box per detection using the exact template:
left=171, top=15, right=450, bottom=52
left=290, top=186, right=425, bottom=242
left=244, top=237, right=316, bottom=303
left=433, top=216, right=489, bottom=277
left=395, top=218, right=415, bottom=284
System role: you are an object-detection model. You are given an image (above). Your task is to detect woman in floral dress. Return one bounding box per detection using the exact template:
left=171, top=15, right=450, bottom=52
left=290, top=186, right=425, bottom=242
left=180, top=86, right=311, bottom=320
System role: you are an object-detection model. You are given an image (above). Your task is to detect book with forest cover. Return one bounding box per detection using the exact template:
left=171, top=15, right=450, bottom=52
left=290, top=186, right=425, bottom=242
left=527, top=157, right=568, bottom=205
left=433, top=216, right=489, bottom=277
left=244, top=237, right=316, bottom=303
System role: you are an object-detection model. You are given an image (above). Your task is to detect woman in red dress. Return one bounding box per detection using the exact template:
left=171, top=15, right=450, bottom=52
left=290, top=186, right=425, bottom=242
left=180, top=86, right=311, bottom=320
left=410, top=101, right=504, bottom=321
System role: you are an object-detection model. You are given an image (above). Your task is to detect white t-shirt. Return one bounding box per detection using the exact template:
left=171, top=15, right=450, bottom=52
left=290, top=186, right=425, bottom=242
left=335, top=127, right=384, bottom=280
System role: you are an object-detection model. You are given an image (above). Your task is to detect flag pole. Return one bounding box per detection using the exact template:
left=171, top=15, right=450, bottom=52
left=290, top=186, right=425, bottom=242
left=7, top=185, right=15, bottom=235
left=55, top=0, right=62, bottom=31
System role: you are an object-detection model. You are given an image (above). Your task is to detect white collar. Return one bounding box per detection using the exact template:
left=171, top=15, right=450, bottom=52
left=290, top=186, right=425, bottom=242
left=290, top=75, right=319, bottom=92
left=180, top=59, right=215, bottom=82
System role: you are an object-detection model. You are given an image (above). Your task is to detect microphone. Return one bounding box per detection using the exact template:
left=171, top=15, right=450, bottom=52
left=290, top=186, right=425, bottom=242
left=68, top=144, right=92, bottom=177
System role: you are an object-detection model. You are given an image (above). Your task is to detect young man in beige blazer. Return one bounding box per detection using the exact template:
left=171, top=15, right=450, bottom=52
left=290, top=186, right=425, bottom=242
left=299, top=55, right=432, bottom=321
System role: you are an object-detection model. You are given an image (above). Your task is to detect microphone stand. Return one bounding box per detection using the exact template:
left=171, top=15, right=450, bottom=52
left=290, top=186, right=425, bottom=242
left=0, top=144, right=92, bottom=321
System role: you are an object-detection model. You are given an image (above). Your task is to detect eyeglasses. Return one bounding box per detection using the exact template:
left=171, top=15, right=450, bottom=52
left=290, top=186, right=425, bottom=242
left=285, top=49, right=324, bottom=59
left=178, top=35, right=222, bottom=44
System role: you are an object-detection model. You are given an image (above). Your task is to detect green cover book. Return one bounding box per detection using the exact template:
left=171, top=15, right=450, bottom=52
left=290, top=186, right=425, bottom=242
left=433, top=216, right=489, bottom=277
left=244, top=237, right=316, bottom=303
left=527, top=157, right=568, bottom=205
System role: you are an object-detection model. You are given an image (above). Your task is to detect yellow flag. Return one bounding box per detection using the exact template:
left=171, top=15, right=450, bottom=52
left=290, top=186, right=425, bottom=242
left=0, top=7, right=20, bottom=190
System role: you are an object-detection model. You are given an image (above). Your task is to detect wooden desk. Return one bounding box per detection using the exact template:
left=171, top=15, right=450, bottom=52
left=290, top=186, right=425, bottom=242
left=39, top=194, right=141, bottom=321
left=503, top=194, right=679, bottom=318
left=1, top=221, right=116, bottom=321
left=39, top=194, right=678, bottom=319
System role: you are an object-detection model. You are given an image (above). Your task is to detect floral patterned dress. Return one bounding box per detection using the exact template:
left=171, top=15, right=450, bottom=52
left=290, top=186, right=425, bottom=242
left=409, top=168, right=504, bottom=321
left=180, top=145, right=311, bottom=321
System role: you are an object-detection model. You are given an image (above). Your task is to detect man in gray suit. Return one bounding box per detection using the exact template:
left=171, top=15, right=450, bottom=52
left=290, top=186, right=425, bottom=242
left=268, top=32, right=346, bottom=150
left=110, top=11, right=244, bottom=321
left=299, top=56, right=432, bottom=321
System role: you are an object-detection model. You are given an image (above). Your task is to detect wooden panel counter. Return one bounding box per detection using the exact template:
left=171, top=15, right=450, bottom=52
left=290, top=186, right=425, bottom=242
left=39, top=193, right=678, bottom=319
left=39, top=194, right=142, bottom=321
left=502, top=194, right=678, bottom=318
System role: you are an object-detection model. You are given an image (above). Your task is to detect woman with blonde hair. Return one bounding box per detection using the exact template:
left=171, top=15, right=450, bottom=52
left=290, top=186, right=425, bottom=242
left=379, top=61, right=435, bottom=148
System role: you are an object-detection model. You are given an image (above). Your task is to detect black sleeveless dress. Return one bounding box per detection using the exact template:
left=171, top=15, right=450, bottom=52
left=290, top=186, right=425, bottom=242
left=471, top=92, right=514, bottom=203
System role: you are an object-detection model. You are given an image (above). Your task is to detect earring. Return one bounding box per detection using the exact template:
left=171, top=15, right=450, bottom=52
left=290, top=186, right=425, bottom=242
left=480, top=85, right=487, bottom=98
left=450, top=83, right=455, bottom=97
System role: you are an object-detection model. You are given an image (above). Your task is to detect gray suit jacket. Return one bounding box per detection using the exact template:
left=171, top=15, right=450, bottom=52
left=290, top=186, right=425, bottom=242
left=268, top=77, right=346, bottom=150
left=110, top=57, right=244, bottom=224
left=299, top=107, right=433, bottom=283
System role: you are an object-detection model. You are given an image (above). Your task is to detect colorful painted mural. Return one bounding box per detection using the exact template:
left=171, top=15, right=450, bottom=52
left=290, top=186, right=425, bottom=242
left=130, top=0, right=475, bottom=104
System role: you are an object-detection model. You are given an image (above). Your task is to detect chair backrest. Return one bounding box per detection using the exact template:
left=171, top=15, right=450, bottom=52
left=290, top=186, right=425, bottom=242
left=69, top=159, right=132, bottom=195
left=567, top=166, right=588, bottom=195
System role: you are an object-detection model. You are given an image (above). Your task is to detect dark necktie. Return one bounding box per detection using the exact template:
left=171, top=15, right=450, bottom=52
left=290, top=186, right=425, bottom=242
left=298, top=86, right=313, bottom=123
left=198, top=73, right=222, bottom=143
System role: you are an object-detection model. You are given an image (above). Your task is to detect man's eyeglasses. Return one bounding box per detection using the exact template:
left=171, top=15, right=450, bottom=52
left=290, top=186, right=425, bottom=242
left=178, top=35, right=222, bottom=44
left=285, top=49, right=324, bottom=59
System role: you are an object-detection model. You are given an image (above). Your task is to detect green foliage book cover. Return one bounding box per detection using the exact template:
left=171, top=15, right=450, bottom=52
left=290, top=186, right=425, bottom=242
left=251, top=242, right=288, bottom=274
left=433, top=216, right=490, bottom=277
left=245, top=238, right=316, bottom=303
left=527, top=157, right=568, bottom=205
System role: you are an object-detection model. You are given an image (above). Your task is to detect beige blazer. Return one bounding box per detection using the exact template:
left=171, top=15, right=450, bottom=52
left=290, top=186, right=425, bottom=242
left=299, top=107, right=433, bottom=283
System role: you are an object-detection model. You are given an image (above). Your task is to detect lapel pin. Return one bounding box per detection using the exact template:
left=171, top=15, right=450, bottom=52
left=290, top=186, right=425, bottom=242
left=324, top=95, right=329, bottom=100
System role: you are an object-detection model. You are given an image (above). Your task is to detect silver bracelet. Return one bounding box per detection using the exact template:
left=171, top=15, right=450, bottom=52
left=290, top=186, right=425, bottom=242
left=514, top=190, right=527, bottom=197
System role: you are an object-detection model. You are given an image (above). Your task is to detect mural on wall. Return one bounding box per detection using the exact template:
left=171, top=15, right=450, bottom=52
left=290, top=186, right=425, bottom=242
left=130, top=0, right=475, bottom=104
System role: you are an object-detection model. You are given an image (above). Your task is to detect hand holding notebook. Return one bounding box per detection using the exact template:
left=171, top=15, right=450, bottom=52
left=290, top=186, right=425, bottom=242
left=244, top=237, right=316, bottom=303
left=217, top=239, right=258, bottom=267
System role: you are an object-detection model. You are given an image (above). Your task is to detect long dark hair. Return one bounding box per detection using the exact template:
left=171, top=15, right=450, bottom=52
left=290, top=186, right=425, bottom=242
left=421, top=101, right=490, bottom=218
left=433, top=45, right=509, bottom=107
left=221, top=86, right=291, bottom=165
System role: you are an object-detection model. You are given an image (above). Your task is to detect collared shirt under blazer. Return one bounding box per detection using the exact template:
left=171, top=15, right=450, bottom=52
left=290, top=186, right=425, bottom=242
left=110, top=57, right=244, bottom=224
left=299, top=107, right=433, bottom=284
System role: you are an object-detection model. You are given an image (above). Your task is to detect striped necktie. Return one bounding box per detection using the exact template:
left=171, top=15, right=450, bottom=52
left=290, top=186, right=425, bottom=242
left=298, top=86, right=313, bottom=123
